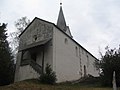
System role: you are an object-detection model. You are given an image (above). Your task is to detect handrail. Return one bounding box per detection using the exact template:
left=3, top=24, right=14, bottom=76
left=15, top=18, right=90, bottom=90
left=21, top=59, right=42, bottom=74
left=30, top=60, right=42, bottom=74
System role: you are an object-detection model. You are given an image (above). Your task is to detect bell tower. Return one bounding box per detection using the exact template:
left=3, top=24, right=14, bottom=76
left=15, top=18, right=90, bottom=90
left=57, top=2, right=73, bottom=37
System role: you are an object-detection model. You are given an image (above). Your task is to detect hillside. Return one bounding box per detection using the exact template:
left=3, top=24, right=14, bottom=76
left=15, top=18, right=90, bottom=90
left=0, top=79, right=114, bottom=90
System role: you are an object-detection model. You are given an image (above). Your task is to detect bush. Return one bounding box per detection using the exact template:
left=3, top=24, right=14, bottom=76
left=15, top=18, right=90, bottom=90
left=39, top=64, right=57, bottom=84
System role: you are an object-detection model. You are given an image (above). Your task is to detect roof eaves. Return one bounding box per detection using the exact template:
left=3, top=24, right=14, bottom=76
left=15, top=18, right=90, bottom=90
left=52, top=24, right=98, bottom=60
left=18, top=17, right=98, bottom=60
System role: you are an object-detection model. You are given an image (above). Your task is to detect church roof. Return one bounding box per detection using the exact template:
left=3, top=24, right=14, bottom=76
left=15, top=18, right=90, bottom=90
left=19, top=17, right=97, bottom=60
left=18, top=3, right=97, bottom=60
left=57, top=5, right=67, bottom=32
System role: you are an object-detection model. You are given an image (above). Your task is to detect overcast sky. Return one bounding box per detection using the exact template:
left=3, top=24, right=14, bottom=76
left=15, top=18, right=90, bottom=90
left=1, top=0, right=120, bottom=58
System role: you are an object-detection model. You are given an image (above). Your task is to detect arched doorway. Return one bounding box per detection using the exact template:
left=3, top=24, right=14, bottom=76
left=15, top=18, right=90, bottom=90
left=84, top=65, right=87, bottom=77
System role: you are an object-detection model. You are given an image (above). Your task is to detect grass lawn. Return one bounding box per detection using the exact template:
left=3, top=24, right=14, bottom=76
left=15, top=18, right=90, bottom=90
left=0, top=79, right=119, bottom=90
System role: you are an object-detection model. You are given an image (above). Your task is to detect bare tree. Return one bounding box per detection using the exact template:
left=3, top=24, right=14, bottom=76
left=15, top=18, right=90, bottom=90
left=15, top=16, right=30, bottom=33
left=10, top=17, right=30, bottom=60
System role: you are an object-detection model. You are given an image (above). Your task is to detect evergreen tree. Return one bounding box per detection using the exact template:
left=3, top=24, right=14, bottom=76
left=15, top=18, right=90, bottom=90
left=39, top=64, right=57, bottom=84
left=0, top=23, right=14, bottom=86
left=95, top=46, right=120, bottom=87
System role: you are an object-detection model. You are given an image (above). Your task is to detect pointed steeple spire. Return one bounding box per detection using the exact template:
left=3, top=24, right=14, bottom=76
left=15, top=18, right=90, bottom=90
left=57, top=2, right=73, bottom=38
left=57, top=3, right=67, bottom=32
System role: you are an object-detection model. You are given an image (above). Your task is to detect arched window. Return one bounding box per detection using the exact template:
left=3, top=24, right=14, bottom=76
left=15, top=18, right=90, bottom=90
left=87, top=55, right=89, bottom=67
left=82, top=49, right=84, bottom=54
left=64, top=38, right=68, bottom=44
left=75, top=46, right=78, bottom=57
left=84, top=65, right=87, bottom=76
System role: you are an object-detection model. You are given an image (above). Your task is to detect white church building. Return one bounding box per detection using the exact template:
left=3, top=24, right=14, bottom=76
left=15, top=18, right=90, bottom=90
left=14, top=4, right=99, bottom=82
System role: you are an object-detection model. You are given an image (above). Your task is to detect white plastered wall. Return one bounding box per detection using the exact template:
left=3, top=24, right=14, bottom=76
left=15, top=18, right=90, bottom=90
left=80, top=48, right=99, bottom=77
left=14, top=52, right=22, bottom=82
left=53, top=27, right=81, bottom=82
left=19, top=65, right=40, bottom=81
left=53, top=27, right=99, bottom=82
left=43, top=42, right=53, bottom=70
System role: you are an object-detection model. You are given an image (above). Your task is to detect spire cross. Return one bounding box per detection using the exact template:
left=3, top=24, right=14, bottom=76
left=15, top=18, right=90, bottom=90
left=60, top=0, right=62, bottom=6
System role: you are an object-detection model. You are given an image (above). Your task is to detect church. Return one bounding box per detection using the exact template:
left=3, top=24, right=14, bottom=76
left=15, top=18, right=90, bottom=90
left=14, top=4, right=99, bottom=82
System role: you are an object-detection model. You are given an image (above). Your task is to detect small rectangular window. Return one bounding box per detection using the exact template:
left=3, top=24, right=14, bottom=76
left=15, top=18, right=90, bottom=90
left=65, top=38, right=68, bottom=44
left=87, top=55, right=89, bottom=67
left=76, top=46, right=78, bottom=57
left=82, top=49, right=84, bottom=54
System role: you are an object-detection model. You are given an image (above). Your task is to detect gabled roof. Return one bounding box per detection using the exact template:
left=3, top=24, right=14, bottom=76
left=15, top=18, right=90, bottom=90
left=19, top=17, right=98, bottom=60
left=19, top=17, right=54, bottom=37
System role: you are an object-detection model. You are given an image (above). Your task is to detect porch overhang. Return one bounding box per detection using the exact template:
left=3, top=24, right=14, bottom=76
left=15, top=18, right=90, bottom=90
left=19, top=39, right=51, bottom=52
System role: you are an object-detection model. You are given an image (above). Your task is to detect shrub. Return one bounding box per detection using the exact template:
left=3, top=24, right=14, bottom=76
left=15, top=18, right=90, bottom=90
left=39, top=64, right=57, bottom=84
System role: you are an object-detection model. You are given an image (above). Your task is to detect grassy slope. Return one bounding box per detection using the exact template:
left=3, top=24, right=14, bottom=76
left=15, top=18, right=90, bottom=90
left=0, top=79, right=117, bottom=90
